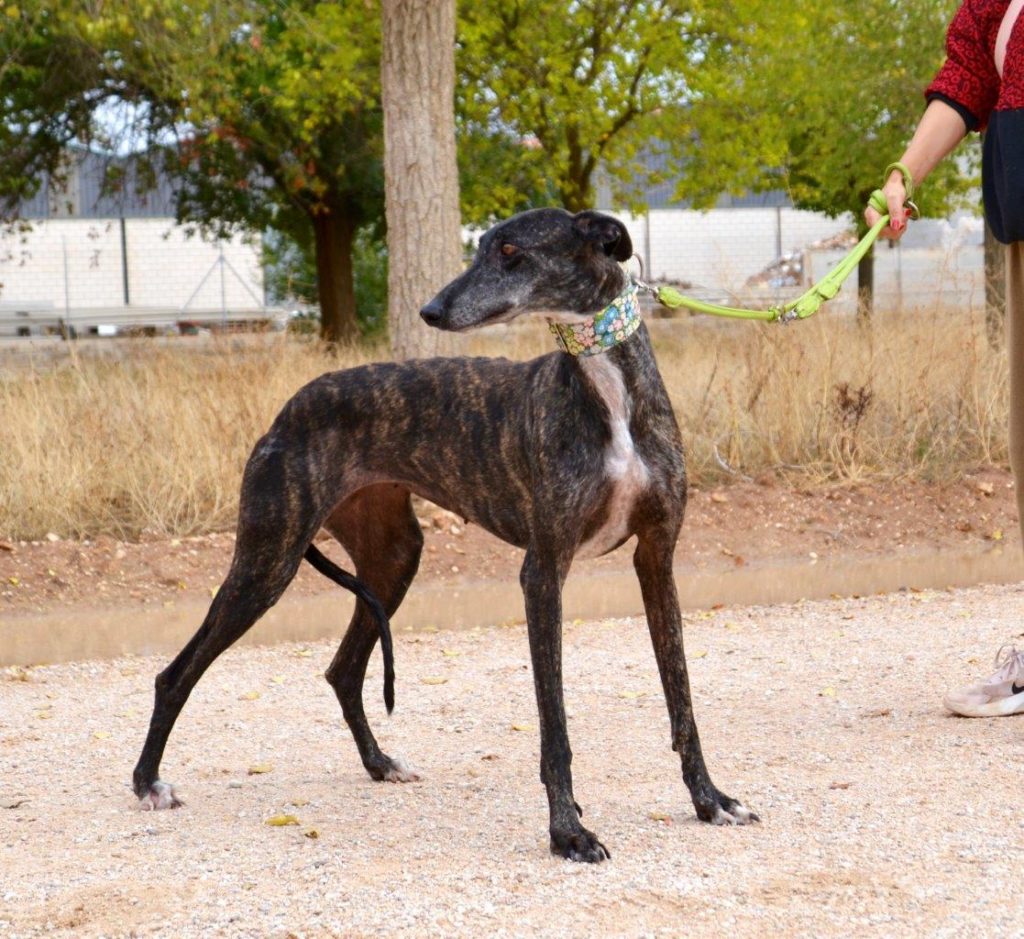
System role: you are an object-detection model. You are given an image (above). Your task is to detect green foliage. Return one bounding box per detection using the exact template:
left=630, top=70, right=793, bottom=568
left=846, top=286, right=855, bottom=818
left=456, top=0, right=975, bottom=228
left=456, top=0, right=713, bottom=218
left=0, top=1, right=104, bottom=207
left=678, top=0, right=975, bottom=226
left=351, top=228, right=388, bottom=339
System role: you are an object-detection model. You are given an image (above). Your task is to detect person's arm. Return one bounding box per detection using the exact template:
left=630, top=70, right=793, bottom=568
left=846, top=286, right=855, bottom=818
left=865, top=98, right=969, bottom=239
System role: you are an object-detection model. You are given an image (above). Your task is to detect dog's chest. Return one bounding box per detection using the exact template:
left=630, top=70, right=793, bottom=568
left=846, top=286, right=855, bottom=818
left=575, top=356, right=650, bottom=558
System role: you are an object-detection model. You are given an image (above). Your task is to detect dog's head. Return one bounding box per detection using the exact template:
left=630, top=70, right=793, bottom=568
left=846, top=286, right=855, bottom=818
left=420, top=208, right=633, bottom=332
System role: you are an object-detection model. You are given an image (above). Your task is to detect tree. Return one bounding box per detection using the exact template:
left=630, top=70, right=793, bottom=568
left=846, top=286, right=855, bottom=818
left=0, top=2, right=105, bottom=209
left=381, top=0, right=462, bottom=359
left=456, top=0, right=716, bottom=219
left=676, top=0, right=975, bottom=316
left=1, top=0, right=384, bottom=343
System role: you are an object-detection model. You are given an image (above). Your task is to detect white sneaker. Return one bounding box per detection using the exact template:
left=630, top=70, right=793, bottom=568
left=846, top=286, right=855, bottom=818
left=943, top=645, right=1024, bottom=717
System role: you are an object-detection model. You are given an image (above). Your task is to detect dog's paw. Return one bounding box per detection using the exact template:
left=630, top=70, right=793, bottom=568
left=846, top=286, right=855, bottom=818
left=550, top=826, right=610, bottom=863
left=367, top=755, right=422, bottom=783
left=696, top=790, right=759, bottom=826
left=382, top=756, right=421, bottom=783
left=710, top=799, right=759, bottom=826
left=138, top=780, right=183, bottom=811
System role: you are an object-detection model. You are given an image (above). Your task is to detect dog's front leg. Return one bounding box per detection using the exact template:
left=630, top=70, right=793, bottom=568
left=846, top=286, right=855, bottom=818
left=520, top=550, right=610, bottom=862
left=634, top=531, right=759, bottom=826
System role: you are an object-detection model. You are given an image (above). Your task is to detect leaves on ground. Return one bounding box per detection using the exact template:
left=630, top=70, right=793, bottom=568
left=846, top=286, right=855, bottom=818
left=264, top=814, right=299, bottom=827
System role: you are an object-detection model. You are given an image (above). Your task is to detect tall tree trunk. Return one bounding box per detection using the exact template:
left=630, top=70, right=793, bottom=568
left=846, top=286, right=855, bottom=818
left=984, top=215, right=1007, bottom=348
left=381, top=0, right=462, bottom=359
left=857, top=242, right=874, bottom=323
left=312, top=209, right=358, bottom=344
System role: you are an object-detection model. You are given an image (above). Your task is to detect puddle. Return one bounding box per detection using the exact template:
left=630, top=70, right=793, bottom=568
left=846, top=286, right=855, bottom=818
left=1, top=545, right=1020, bottom=667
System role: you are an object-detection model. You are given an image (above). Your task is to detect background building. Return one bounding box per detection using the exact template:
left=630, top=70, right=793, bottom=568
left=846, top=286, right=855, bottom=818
left=0, top=150, right=270, bottom=337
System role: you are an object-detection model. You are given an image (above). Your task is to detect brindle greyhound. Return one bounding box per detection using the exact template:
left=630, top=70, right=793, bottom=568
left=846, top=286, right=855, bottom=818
left=132, top=207, right=757, bottom=862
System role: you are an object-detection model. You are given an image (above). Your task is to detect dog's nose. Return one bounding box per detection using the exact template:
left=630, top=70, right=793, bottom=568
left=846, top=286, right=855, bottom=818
left=420, top=299, right=445, bottom=327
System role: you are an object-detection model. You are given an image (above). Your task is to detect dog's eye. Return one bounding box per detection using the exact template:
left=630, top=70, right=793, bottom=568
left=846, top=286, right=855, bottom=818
left=500, top=243, right=518, bottom=257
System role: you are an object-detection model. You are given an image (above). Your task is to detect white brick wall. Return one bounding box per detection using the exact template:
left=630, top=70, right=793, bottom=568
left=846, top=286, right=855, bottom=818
left=0, top=218, right=264, bottom=313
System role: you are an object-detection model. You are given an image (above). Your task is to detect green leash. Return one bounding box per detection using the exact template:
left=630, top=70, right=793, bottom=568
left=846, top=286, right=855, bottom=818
left=641, top=170, right=919, bottom=324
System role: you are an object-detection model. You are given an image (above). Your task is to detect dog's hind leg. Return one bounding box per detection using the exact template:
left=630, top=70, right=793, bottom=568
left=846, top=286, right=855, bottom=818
left=132, top=546, right=307, bottom=809
left=323, top=484, right=424, bottom=782
left=633, top=527, right=759, bottom=826
left=132, top=447, right=321, bottom=809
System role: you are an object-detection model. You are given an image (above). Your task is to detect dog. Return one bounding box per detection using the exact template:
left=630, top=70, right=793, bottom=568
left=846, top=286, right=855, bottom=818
left=132, top=207, right=757, bottom=862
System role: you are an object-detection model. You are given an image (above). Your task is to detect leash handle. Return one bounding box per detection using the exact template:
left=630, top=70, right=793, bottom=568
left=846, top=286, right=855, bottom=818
left=883, top=161, right=915, bottom=202
left=868, top=188, right=919, bottom=221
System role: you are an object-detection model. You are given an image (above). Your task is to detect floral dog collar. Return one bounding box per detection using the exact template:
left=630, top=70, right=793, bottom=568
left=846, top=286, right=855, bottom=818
left=548, top=282, right=642, bottom=357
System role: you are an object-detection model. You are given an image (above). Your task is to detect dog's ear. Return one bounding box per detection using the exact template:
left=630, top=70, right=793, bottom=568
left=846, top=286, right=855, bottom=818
left=572, top=211, right=633, bottom=262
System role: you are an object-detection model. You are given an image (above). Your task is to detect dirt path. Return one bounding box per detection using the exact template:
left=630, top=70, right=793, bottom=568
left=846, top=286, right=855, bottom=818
left=1, top=470, right=1020, bottom=628
left=2, top=582, right=1023, bottom=936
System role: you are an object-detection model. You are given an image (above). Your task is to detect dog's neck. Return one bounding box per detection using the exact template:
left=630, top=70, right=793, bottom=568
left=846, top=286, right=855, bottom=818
left=547, top=281, right=641, bottom=357
left=567, top=293, right=664, bottom=436
left=546, top=277, right=666, bottom=429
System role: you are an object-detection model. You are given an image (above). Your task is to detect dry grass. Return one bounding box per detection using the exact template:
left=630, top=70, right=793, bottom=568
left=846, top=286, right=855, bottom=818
left=654, top=305, right=1008, bottom=485
left=0, top=304, right=1008, bottom=540
left=0, top=336, right=378, bottom=540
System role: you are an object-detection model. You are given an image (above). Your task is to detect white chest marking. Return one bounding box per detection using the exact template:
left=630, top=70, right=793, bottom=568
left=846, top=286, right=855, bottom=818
left=575, top=356, right=650, bottom=558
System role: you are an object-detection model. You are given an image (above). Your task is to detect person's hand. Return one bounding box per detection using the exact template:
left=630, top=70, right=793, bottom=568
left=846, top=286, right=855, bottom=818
left=865, top=169, right=910, bottom=240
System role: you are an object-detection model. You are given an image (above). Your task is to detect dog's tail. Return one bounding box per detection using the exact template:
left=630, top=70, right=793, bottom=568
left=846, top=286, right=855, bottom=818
left=303, top=544, right=395, bottom=714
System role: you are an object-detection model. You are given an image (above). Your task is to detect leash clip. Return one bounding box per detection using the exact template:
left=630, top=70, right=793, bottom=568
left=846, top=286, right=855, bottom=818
left=628, top=255, right=658, bottom=298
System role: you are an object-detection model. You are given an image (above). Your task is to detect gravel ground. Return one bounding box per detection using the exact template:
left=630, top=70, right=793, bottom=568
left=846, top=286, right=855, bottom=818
left=2, top=582, right=1024, bottom=937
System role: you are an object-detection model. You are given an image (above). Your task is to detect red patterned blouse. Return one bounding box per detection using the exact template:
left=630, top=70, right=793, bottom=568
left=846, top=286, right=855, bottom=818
left=926, top=0, right=1023, bottom=129
left=926, top=0, right=1024, bottom=242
